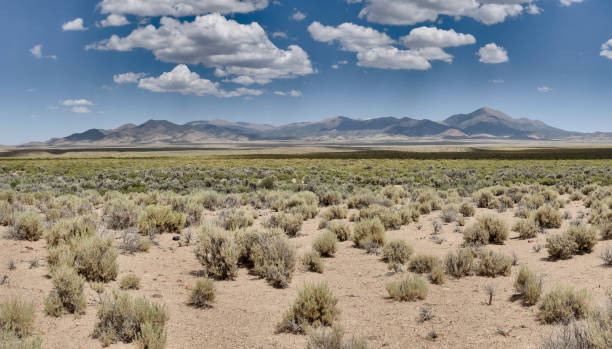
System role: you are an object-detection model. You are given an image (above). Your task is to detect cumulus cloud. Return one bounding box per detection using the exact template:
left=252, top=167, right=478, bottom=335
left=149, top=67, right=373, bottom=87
left=99, top=14, right=130, bottom=27
left=291, top=10, right=306, bottom=21
left=87, top=14, right=313, bottom=85
left=308, top=21, right=463, bottom=70
left=274, top=90, right=302, bottom=97
left=537, top=86, right=551, bottom=93
left=98, top=0, right=269, bottom=16
left=113, top=72, right=147, bottom=84
left=601, top=39, right=612, bottom=60
left=400, top=27, right=476, bottom=48
left=61, top=99, right=94, bottom=106
left=272, top=31, right=288, bottom=39
left=137, top=64, right=264, bottom=97
left=559, top=0, right=583, bottom=6
left=477, top=43, right=509, bottom=63
left=355, top=0, right=536, bottom=26
left=30, top=45, right=56, bottom=60
left=62, top=18, right=87, bottom=31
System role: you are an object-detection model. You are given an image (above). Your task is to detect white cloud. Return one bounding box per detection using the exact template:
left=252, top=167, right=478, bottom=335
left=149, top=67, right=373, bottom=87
left=601, top=39, right=612, bottom=60
left=98, top=0, right=269, bottom=16
left=559, top=0, right=583, bottom=6
left=99, top=14, right=130, bottom=27
left=62, top=18, right=87, bottom=31
left=272, top=31, right=288, bottom=39
left=137, top=64, right=264, bottom=97
left=71, top=106, right=92, bottom=113
left=537, top=86, right=551, bottom=93
left=400, top=27, right=476, bottom=48
left=87, top=14, right=313, bottom=85
left=30, top=45, right=56, bottom=60
left=489, top=79, right=504, bottom=83
left=61, top=99, right=94, bottom=106
left=308, top=21, right=455, bottom=70
left=274, top=90, right=302, bottom=97
left=331, top=60, right=349, bottom=69
left=356, top=0, right=536, bottom=26
left=291, top=10, right=306, bottom=21
left=477, top=43, right=509, bottom=63
left=114, top=72, right=147, bottom=84
left=526, top=4, right=541, bottom=14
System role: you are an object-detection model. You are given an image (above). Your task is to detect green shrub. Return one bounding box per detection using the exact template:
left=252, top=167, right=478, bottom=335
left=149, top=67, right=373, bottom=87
left=277, top=282, right=339, bottom=334
left=322, top=205, right=348, bottom=222
left=0, top=329, right=42, bottom=349
left=72, top=235, right=119, bottom=282
left=546, top=233, right=578, bottom=260
left=386, top=275, right=428, bottom=302
left=183, top=200, right=203, bottom=227
left=408, top=254, right=441, bottom=274
left=188, top=278, right=216, bottom=308
left=601, top=223, right=612, bottom=240
left=381, top=240, right=413, bottom=271
left=313, top=231, right=338, bottom=257
left=347, top=191, right=377, bottom=209
left=104, top=198, right=140, bottom=229
left=120, top=229, right=152, bottom=253
left=301, top=250, right=324, bottom=273
left=464, top=215, right=508, bottom=245
left=217, top=208, right=254, bottom=231
left=137, top=205, right=185, bottom=234
left=249, top=230, right=297, bottom=288
left=477, top=250, right=512, bottom=277
left=566, top=224, right=598, bottom=254
left=0, top=200, right=14, bottom=226
left=352, top=218, right=386, bottom=248
left=444, top=248, right=475, bottom=277
left=10, top=211, right=43, bottom=241
left=44, top=265, right=86, bottom=316
left=473, top=189, right=497, bottom=209
left=513, top=265, right=541, bottom=305
left=534, top=205, right=563, bottom=229
left=319, top=191, right=343, bottom=206
left=45, top=216, right=96, bottom=247
left=93, top=291, right=168, bottom=348
left=358, top=205, right=402, bottom=230
left=0, top=299, right=35, bottom=338
left=327, top=220, right=351, bottom=242
left=119, top=274, right=141, bottom=290
left=459, top=202, right=476, bottom=217
left=430, top=265, right=446, bottom=285
left=440, top=205, right=459, bottom=223
left=266, top=212, right=303, bottom=237
left=538, top=285, right=592, bottom=324
left=195, top=224, right=239, bottom=280
left=512, top=218, right=539, bottom=239
left=306, top=325, right=369, bottom=349
left=194, top=190, right=224, bottom=211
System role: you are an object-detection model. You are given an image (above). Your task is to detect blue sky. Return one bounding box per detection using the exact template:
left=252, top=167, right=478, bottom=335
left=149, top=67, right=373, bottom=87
left=1, top=0, right=611, bottom=145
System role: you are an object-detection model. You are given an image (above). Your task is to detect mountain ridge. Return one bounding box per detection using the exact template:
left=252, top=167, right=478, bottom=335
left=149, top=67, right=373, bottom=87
left=24, top=107, right=611, bottom=146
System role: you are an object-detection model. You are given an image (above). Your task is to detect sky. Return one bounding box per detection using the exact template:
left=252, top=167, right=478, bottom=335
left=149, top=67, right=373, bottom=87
left=1, top=0, right=611, bottom=145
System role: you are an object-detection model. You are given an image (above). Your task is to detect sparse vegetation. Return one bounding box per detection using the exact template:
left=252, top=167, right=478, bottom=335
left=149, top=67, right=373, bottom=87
left=195, top=224, right=239, bottom=280
left=313, top=231, right=338, bottom=257
left=44, top=265, right=86, bottom=316
left=119, top=274, right=141, bottom=290
left=188, top=278, right=216, bottom=308
left=538, top=284, right=592, bottom=324
left=9, top=211, right=43, bottom=241
left=386, top=275, right=428, bottom=302
left=513, top=265, right=542, bottom=305
left=352, top=218, right=386, bottom=249
left=464, top=215, right=508, bottom=245
left=277, top=282, right=339, bottom=334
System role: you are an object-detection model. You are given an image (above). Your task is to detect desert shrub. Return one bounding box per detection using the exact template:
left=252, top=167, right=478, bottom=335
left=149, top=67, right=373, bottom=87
left=477, top=250, right=512, bottom=277
left=358, top=205, right=402, bottom=230
left=601, top=245, right=612, bottom=266
left=566, top=224, right=598, bottom=254
left=195, top=224, right=239, bottom=280
left=137, top=205, right=185, bottom=234
left=10, top=211, right=43, bottom=241
left=313, top=231, right=338, bottom=257
left=194, top=190, right=224, bottom=211
left=93, top=291, right=168, bottom=348
left=0, top=190, right=16, bottom=203
left=44, top=265, right=86, bottom=316
left=266, top=212, right=303, bottom=237
left=408, top=254, right=441, bottom=274
left=322, top=205, right=348, bottom=222
left=382, top=240, right=413, bottom=270
left=498, top=195, right=515, bottom=209
left=430, top=265, right=446, bottom=285
left=46, top=243, right=76, bottom=273
left=0, top=299, right=35, bottom=338
left=0, top=329, right=41, bottom=349
left=306, top=325, right=369, bottom=349
left=119, top=229, right=151, bottom=253
left=276, top=282, right=339, bottom=334
left=45, top=216, right=96, bottom=247
left=381, top=185, right=408, bottom=204
left=327, top=220, right=350, bottom=242
left=534, top=205, right=563, bottom=229
left=319, top=191, right=343, bottom=206
left=459, top=202, right=476, bottom=217
left=463, top=215, right=508, bottom=245
left=538, top=285, right=592, bottom=324
left=282, top=192, right=319, bottom=219
left=119, top=274, right=141, bottom=290
left=347, top=191, right=377, bottom=209
left=183, top=201, right=202, bottom=227
left=398, top=206, right=419, bottom=225
left=514, top=265, right=542, bottom=305
left=217, top=208, right=254, bottom=231
left=188, top=278, right=215, bottom=308
left=352, top=218, right=386, bottom=248
left=72, top=235, right=119, bottom=282
left=546, top=233, right=578, bottom=260
left=601, top=223, right=612, bottom=240
left=512, top=218, right=539, bottom=239
left=104, top=198, right=139, bottom=229
left=248, top=230, right=297, bottom=288
left=444, top=248, right=475, bottom=277
left=301, top=250, right=324, bottom=273
left=473, top=189, right=497, bottom=209
left=0, top=200, right=15, bottom=226
left=440, top=205, right=459, bottom=223
left=521, top=194, right=546, bottom=210
left=386, top=275, right=428, bottom=302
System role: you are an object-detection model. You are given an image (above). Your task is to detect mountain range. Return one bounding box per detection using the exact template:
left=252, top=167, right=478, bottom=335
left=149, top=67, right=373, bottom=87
left=25, top=107, right=611, bottom=146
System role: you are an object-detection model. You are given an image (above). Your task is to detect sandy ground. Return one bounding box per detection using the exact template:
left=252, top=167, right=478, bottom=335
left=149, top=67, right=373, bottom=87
left=1, top=200, right=610, bottom=349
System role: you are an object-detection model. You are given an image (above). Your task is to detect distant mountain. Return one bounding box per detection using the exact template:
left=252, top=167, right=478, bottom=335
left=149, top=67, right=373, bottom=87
left=24, top=107, right=610, bottom=146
